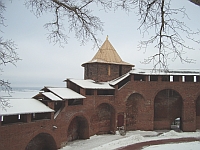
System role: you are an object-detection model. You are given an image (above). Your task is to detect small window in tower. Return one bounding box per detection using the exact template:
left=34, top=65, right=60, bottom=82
left=86, top=89, right=94, bottom=95
left=108, top=65, right=111, bottom=76
left=68, top=99, right=83, bottom=106
left=1, top=116, right=3, bottom=121
left=119, top=65, right=122, bottom=76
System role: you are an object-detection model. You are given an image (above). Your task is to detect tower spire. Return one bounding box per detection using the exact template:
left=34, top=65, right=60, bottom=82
left=82, top=36, right=134, bottom=66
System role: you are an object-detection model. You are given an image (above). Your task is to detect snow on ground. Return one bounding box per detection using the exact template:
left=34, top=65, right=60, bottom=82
left=60, top=130, right=200, bottom=150
left=142, top=141, right=200, bottom=150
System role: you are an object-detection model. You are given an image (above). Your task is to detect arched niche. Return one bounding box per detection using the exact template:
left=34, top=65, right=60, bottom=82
left=196, top=96, right=200, bottom=129
left=25, top=133, right=57, bottom=150
left=154, top=89, right=183, bottom=130
left=67, top=115, right=89, bottom=142
left=126, top=93, right=145, bottom=131
left=91, top=103, right=115, bottom=134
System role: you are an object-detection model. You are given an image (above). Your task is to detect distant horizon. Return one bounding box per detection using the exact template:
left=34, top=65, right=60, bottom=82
left=7, top=66, right=200, bottom=89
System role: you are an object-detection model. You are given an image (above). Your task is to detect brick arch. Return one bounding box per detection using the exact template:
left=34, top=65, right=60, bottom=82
left=25, top=133, right=57, bottom=150
left=91, top=103, right=115, bottom=135
left=67, top=115, right=89, bottom=142
left=125, top=91, right=146, bottom=102
left=196, top=95, right=200, bottom=129
left=67, top=112, right=90, bottom=128
left=126, top=93, right=148, bottom=131
left=152, top=87, right=183, bottom=104
left=154, top=89, right=183, bottom=130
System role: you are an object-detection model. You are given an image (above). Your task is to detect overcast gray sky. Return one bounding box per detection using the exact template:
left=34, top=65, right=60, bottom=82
left=1, top=0, right=200, bottom=88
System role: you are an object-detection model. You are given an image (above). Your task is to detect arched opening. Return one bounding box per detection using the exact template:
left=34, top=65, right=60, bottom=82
left=67, top=116, right=89, bottom=142
left=171, top=117, right=181, bottom=131
left=91, top=103, right=115, bottom=134
left=196, top=96, right=200, bottom=129
left=126, top=93, right=145, bottom=131
left=154, top=89, right=183, bottom=130
left=25, top=133, right=57, bottom=150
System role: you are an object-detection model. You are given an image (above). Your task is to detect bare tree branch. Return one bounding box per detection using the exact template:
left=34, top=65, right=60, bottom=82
left=0, top=97, right=10, bottom=111
left=0, top=38, right=19, bottom=66
left=2, top=0, right=200, bottom=72
left=115, top=0, right=200, bottom=71
left=0, top=1, right=20, bottom=109
left=0, top=0, right=6, bottom=26
left=25, top=0, right=113, bottom=47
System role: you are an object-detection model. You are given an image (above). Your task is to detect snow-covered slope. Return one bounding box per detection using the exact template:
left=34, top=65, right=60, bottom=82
left=60, top=130, right=200, bottom=150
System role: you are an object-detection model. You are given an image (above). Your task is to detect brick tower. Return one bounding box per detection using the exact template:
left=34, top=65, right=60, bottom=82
left=82, top=36, right=134, bottom=82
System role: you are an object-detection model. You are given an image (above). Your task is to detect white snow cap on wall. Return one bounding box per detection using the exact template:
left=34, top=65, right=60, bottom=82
left=0, top=98, right=54, bottom=116
left=67, top=79, right=115, bottom=89
left=130, top=68, right=200, bottom=75
left=47, top=87, right=86, bottom=99
left=40, top=92, right=62, bottom=101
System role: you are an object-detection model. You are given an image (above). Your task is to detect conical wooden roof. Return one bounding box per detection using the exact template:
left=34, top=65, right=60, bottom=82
left=82, top=36, right=134, bottom=66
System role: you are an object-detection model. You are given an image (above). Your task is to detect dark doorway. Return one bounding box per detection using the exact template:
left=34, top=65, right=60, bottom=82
left=126, top=93, right=145, bottom=130
left=25, top=133, right=57, bottom=150
left=154, top=89, right=182, bottom=130
left=67, top=116, right=89, bottom=142
left=196, top=96, right=200, bottom=129
left=91, top=103, right=115, bottom=134
left=117, top=113, right=124, bottom=127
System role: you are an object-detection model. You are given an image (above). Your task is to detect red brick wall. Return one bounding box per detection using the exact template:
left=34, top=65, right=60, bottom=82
left=1, top=74, right=200, bottom=149
left=196, top=116, right=200, bottom=129
left=83, top=63, right=132, bottom=82
left=197, top=97, right=200, bottom=129
left=154, top=120, right=171, bottom=130
left=114, top=75, right=200, bottom=131
left=0, top=119, right=59, bottom=150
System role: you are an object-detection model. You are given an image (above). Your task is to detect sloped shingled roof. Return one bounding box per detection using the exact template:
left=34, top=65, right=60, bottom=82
left=82, top=36, right=134, bottom=66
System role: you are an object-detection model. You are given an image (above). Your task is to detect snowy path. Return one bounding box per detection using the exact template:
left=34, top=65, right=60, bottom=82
left=143, top=141, right=200, bottom=150
left=60, top=130, right=200, bottom=150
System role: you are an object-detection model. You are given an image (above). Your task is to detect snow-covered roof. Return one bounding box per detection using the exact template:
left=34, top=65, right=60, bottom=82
left=41, top=92, right=62, bottom=101
left=0, top=98, right=54, bottom=116
left=47, top=87, right=86, bottom=99
left=67, top=79, right=115, bottom=89
left=101, top=68, right=200, bottom=86
left=130, top=68, right=200, bottom=76
left=109, top=72, right=131, bottom=86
